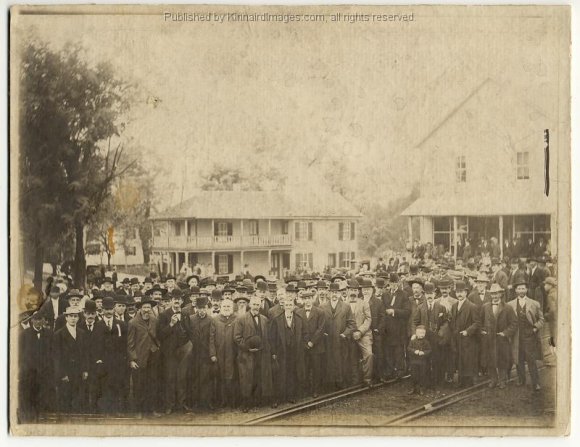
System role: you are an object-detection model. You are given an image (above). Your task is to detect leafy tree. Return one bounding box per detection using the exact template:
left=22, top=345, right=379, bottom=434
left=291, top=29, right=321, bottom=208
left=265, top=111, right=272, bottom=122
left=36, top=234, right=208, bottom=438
left=20, top=37, right=135, bottom=288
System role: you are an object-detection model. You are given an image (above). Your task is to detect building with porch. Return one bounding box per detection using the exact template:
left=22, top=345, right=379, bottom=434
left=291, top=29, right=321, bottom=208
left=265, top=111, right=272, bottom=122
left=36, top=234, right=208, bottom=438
left=402, top=79, right=558, bottom=258
left=149, top=190, right=362, bottom=278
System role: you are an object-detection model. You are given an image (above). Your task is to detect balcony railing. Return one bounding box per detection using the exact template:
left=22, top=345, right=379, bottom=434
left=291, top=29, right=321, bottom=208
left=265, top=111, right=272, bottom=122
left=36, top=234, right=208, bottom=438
left=152, top=234, right=293, bottom=250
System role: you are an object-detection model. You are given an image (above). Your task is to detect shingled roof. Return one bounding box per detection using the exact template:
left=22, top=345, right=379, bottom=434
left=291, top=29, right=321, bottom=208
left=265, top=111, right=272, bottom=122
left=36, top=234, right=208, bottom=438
left=151, top=190, right=363, bottom=220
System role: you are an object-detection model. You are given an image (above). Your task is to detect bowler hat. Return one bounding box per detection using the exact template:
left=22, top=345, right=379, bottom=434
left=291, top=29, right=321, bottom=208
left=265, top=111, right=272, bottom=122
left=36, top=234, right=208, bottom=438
left=136, top=297, right=158, bottom=309
left=359, top=279, right=374, bottom=289
left=316, top=280, right=329, bottom=289
left=488, top=283, right=504, bottom=294
left=375, top=278, right=386, bottom=288
left=329, top=283, right=340, bottom=292
left=254, top=275, right=266, bottom=283
left=424, top=282, right=436, bottom=294
left=455, top=281, right=467, bottom=292
left=256, top=281, right=268, bottom=292
left=211, top=289, right=223, bottom=300
left=512, top=273, right=528, bottom=288
left=286, top=284, right=297, bottom=293
left=121, top=278, right=131, bottom=284
left=268, top=283, right=278, bottom=291
left=195, top=296, right=209, bottom=308
left=246, top=335, right=262, bottom=350
left=297, top=281, right=307, bottom=290
left=130, top=277, right=139, bottom=285
left=84, top=300, right=97, bottom=313
left=102, top=276, right=113, bottom=284
left=389, top=273, right=400, bottom=283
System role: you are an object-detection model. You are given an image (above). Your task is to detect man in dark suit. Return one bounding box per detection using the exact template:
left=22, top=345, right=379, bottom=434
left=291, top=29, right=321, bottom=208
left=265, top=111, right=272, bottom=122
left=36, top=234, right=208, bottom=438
left=189, top=295, right=214, bottom=410
left=19, top=312, right=53, bottom=421
left=128, top=296, right=161, bottom=416
left=79, top=300, right=105, bottom=414
left=507, top=277, right=544, bottom=392
left=52, top=306, right=89, bottom=413
left=450, top=281, right=480, bottom=387
left=296, top=292, right=326, bottom=397
left=528, top=258, right=547, bottom=302
left=468, top=273, right=491, bottom=375
left=270, top=295, right=305, bottom=406
left=320, top=283, right=356, bottom=391
left=413, top=282, right=448, bottom=386
left=233, top=296, right=274, bottom=412
left=38, top=286, right=67, bottom=330
left=382, top=273, right=411, bottom=379
left=96, top=296, right=128, bottom=414
left=157, top=289, right=193, bottom=414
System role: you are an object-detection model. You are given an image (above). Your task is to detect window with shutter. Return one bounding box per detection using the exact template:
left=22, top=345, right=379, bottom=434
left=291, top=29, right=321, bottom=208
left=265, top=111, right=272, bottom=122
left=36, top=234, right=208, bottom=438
left=350, top=222, right=355, bottom=240
left=338, top=222, right=344, bottom=241
left=328, top=253, right=336, bottom=268
left=218, top=254, right=229, bottom=275
left=308, top=222, right=313, bottom=241
left=308, top=253, right=313, bottom=269
left=295, top=222, right=300, bottom=239
left=227, top=222, right=233, bottom=236
left=228, top=255, right=233, bottom=274
left=339, top=252, right=345, bottom=267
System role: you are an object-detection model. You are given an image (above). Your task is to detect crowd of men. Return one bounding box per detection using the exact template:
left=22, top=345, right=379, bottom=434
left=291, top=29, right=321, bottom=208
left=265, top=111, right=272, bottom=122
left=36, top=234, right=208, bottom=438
left=18, top=254, right=558, bottom=422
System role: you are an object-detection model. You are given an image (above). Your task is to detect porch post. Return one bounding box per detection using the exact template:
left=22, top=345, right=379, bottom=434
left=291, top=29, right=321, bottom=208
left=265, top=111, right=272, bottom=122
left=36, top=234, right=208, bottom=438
left=408, top=217, right=413, bottom=245
left=240, top=250, right=245, bottom=272
left=268, top=249, right=272, bottom=275
left=499, top=216, right=504, bottom=258
left=453, top=216, right=458, bottom=260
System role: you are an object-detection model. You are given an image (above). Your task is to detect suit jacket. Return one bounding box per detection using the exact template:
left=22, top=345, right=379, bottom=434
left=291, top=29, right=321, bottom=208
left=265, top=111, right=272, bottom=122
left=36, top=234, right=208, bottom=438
left=20, top=326, right=53, bottom=374
left=382, top=288, right=411, bottom=345
left=38, top=297, right=67, bottom=327
left=506, top=297, right=544, bottom=363
left=52, top=325, right=89, bottom=380
left=349, top=300, right=372, bottom=336
left=450, top=299, right=480, bottom=376
left=270, top=311, right=305, bottom=383
left=96, top=317, right=128, bottom=379
left=367, top=296, right=386, bottom=335
left=127, top=312, right=159, bottom=368
left=157, top=307, right=193, bottom=355
left=414, top=301, right=448, bottom=336
left=321, top=300, right=356, bottom=384
left=81, top=320, right=106, bottom=376
left=408, top=294, right=426, bottom=337
left=481, top=301, right=517, bottom=369
left=296, top=306, right=326, bottom=354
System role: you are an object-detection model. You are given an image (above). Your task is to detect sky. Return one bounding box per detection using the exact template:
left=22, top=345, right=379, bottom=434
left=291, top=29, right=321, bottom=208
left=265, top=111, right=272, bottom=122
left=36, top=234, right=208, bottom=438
left=12, top=4, right=567, bottom=208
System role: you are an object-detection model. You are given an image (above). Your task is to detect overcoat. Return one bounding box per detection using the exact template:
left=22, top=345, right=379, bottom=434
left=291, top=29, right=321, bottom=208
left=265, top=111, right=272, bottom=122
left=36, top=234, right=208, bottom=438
left=481, top=302, right=517, bottom=370
left=52, top=325, right=89, bottom=381
left=127, top=313, right=159, bottom=368
left=189, top=313, right=213, bottom=403
left=320, top=300, right=356, bottom=384
left=381, top=289, right=410, bottom=345
left=506, top=297, right=544, bottom=364
left=450, top=299, right=480, bottom=377
left=269, top=311, right=306, bottom=392
left=233, top=312, right=273, bottom=398
left=209, top=314, right=238, bottom=381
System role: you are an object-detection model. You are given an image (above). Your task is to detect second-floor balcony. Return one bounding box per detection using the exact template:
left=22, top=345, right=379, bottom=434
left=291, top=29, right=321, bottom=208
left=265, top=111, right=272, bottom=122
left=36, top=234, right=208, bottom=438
left=152, top=234, right=293, bottom=251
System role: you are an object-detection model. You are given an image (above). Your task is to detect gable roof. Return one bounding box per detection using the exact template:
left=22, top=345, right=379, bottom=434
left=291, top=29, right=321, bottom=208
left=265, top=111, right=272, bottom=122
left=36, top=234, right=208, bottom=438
left=151, top=190, right=363, bottom=220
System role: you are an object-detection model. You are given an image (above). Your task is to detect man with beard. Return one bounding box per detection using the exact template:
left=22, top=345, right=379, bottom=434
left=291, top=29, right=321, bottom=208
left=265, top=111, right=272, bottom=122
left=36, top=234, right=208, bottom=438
left=321, top=283, right=356, bottom=391
left=233, top=296, right=273, bottom=412
left=507, top=276, right=544, bottom=392
left=413, top=282, right=448, bottom=387
left=19, top=312, right=53, bottom=421
left=210, top=299, right=238, bottom=408
left=128, top=296, right=161, bottom=417
left=52, top=306, right=89, bottom=413
left=481, top=284, right=517, bottom=389
left=189, top=295, right=214, bottom=410
left=296, top=291, right=326, bottom=397
left=270, top=294, right=305, bottom=407
left=450, top=281, right=480, bottom=387
left=360, top=278, right=385, bottom=382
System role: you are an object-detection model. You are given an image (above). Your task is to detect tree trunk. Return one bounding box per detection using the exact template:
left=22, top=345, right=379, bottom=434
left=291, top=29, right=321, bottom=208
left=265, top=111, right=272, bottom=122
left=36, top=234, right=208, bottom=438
left=33, top=233, right=44, bottom=293
left=107, top=252, right=111, bottom=269
left=73, top=222, right=86, bottom=288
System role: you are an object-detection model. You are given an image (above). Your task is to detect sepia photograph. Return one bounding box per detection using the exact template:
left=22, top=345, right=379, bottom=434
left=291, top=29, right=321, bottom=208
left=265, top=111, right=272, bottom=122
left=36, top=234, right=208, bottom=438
left=8, top=3, right=571, bottom=437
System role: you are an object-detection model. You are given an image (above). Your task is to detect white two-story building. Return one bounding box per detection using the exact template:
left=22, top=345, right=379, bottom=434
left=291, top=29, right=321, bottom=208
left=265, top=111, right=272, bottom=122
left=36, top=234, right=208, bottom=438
left=402, top=78, right=558, bottom=257
left=150, top=190, right=362, bottom=278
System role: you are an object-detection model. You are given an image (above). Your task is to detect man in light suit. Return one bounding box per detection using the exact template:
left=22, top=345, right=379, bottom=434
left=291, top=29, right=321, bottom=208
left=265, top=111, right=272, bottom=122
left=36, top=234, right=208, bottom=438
left=507, top=277, right=544, bottom=392
left=346, top=280, right=373, bottom=387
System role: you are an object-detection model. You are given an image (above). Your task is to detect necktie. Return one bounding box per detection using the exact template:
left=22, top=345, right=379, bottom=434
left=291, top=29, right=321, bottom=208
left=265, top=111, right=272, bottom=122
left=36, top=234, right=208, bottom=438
left=107, top=319, right=112, bottom=330
left=88, top=324, right=93, bottom=332
left=306, top=310, right=310, bottom=319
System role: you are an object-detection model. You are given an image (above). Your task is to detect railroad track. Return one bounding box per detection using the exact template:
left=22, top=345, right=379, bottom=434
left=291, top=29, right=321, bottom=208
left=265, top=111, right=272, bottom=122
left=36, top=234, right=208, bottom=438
left=243, top=375, right=410, bottom=426
left=383, top=365, right=549, bottom=425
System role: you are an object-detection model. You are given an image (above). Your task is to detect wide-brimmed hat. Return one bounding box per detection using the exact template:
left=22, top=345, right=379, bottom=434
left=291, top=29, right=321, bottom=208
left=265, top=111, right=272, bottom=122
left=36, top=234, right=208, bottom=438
left=186, top=275, right=200, bottom=285
left=233, top=295, right=249, bottom=304
left=476, top=273, right=490, bottom=283
left=488, top=283, right=504, bottom=294
left=64, top=305, right=83, bottom=315
left=407, top=277, right=424, bottom=288
left=136, top=297, right=158, bottom=309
